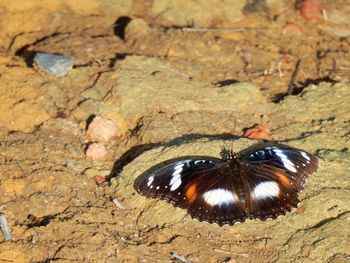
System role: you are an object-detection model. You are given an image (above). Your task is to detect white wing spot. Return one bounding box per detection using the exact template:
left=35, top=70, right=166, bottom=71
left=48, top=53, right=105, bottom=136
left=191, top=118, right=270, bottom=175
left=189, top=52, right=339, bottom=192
left=300, top=151, right=310, bottom=161
left=253, top=181, right=280, bottom=199
left=172, top=167, right=183, bottom=176
left=156, top=186, right=160, bottom=190
left=174, top=163, right=184, bottom=171
left=170, top=180, right=181, bottom=191
left=274, top=150, right=297, bottom=173
left=147, top=176, right=154, bottom=187
left=202, top=189, right=235, bottom=207
left=282, top=158, right=297, bottom=173
left=170, top=173, right=182, bottom=191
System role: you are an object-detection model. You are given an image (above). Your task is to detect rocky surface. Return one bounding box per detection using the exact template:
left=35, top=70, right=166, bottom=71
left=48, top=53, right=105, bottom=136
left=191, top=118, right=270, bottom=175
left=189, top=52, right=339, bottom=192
left=0, top=0, right=349, bottom=262
left=116, top=83, right=350, bottom=263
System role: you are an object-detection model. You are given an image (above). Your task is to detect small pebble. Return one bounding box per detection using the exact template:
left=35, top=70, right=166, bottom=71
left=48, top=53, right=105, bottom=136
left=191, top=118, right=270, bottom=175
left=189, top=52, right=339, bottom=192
left=298, top=206, right=306, bottom=214
left=0, top=216, right=12, bottom=241
left=85, top=142, right=107, bottom=161
left=282, top=22, right=303, bottom=36
left=124, top=18, right=151, bottom=41
left=86, top=116, right=119, bottom=142
left=296, top=0, right=323, bottom=21
left=93, top=175, right=106, bottom=185
left=243, top=124, right=270, bottom=140
left=34, top=52, right=74, bottom=77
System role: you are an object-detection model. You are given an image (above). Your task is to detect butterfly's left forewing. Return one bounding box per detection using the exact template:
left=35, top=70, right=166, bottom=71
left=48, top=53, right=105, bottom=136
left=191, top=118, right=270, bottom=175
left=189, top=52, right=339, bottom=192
left=137, top=157, right=223, bottom=207
left=136, top=157, right=247, bottom=225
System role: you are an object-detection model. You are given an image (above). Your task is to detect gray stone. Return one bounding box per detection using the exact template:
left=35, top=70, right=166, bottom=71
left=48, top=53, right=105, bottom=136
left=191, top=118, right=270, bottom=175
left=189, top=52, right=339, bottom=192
left=34, top=52, right=74, bottom=77
left=0, top=216, right=12, bottom=241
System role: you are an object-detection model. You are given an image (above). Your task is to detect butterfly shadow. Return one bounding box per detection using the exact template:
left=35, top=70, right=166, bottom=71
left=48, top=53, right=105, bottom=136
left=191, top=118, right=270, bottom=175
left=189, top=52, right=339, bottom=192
left=107, top=133, right=241, bottom=182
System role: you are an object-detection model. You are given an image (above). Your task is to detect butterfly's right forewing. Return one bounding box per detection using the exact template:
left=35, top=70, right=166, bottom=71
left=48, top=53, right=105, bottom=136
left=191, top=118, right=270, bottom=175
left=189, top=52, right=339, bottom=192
left=238, top=144, right=318, bottom=220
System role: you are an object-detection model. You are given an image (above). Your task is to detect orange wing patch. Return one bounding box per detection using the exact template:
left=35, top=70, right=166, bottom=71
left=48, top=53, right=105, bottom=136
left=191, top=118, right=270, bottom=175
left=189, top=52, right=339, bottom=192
left=185, top=182, right=199, bottom=204
left=274, top=171, right=292, bottom=188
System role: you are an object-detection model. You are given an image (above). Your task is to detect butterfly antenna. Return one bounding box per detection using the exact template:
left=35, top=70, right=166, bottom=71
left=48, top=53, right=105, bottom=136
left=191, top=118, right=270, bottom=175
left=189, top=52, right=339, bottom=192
left=220, top=143, right=230, bottom=160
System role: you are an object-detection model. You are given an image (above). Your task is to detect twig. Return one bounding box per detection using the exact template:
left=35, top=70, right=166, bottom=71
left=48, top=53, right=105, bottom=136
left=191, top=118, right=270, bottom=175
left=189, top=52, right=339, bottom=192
left=160, top=65, right=191, bottom=79
left=287, top=59, right=301, bottom=95
left=0, top=216, right=12, bottom=241
left=170, top=252, right=192, bottom=263
left=112, top=198, right=125, bottom=209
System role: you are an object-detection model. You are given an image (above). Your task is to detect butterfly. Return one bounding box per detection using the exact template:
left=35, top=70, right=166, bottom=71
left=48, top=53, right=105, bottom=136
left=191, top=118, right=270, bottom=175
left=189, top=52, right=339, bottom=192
left=135, top=143, right=318, bottom=226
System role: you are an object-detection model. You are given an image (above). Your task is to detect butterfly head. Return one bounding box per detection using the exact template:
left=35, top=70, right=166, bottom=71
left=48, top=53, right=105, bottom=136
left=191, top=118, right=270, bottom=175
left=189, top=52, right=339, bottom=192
left=220, top=147, right=238, bottom=160
left=221, top=148, right=241, bottom=171
left=228, top=149, right=237, bottom=160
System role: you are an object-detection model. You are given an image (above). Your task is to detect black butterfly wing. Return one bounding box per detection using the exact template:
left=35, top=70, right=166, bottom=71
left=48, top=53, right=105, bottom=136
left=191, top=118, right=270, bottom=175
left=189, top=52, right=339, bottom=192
left=136, top=157, right=222, bottom=206
left=136, top=157, right=247, bottom=225
left=136, top=144, right=318, bottom=225
left=238, top=144, right=318, bottom=220
left=184, top=165, right=248, bottom=225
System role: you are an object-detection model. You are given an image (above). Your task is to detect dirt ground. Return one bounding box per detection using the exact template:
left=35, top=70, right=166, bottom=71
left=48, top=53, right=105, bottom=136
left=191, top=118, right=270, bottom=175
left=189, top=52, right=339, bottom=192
left=0, top=1, right=349, bottom=262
